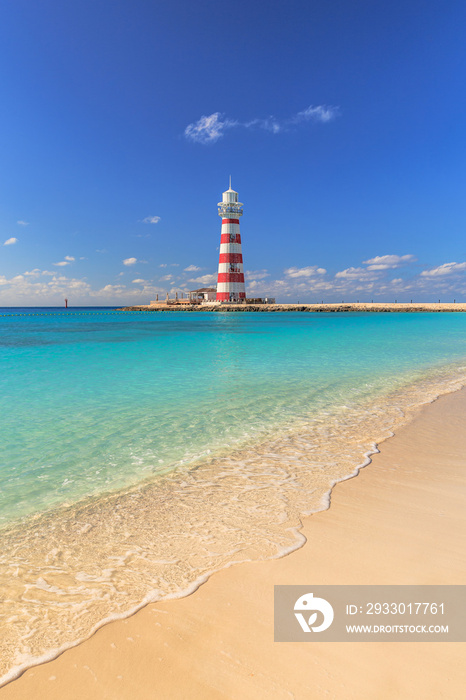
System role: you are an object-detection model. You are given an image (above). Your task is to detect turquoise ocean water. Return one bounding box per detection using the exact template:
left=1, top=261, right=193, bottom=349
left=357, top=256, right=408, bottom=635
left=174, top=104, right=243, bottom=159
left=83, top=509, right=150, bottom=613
left=2, top=308, right=466, bottom=525
left=1, top=308, right=466, bottom=682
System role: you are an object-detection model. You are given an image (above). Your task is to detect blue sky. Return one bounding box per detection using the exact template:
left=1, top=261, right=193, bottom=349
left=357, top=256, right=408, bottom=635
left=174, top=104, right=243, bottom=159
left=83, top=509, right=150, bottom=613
left=1, top=0, right=466, bottom=304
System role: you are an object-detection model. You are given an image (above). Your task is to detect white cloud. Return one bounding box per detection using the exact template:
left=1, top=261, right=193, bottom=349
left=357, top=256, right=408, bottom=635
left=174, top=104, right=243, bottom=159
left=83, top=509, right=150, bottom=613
left=241, top=274, right=336, bottom=299
left=188, top=273, right=217, bottom=286
left=285, top=266, right=327, bottom=278
left=420, top=262, right=466, bottom=277
left=366, top=264, right=397, bottom=271
left=184, top=265, right=201, bottom=272
left=4, top=249, right=465, bottom=306
left=363, top=254, right=416, bottom=271
left=245, top=270, right=269, bottom=281
left=3, top=238, right=18, bottom=246
left=18, top=269, right=49, bottom=278
left=293, top=105, right=339, bottom=123
left=87, top=283, right=165, bottom=303
left=335, top=266, right=378, bottom=280
left=16, top=221, right=29, bottom=226
left=184, top=113, right=238, bottom=144
left=244, top=117, right=282, bottom=133
left=123, top=257, right=137, bottom=266
left=159, top=263, right=167, bottom=267
left=329, top=255, right=417, bottom=288
left=184, top=104, right=339, bottom=144
left=0, top=272, right=92, bottom=304
left=142, top=216, right=161, bottom=224
left=99, top=284, right=126, bottom=295
left=0, top=270, right=175, bottom=306
left=52, top=255, right=75, bottom=267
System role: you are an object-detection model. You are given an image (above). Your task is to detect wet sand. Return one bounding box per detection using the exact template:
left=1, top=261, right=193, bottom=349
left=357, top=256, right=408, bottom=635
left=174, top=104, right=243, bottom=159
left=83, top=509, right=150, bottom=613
left=2, top=388, right=465, bottom=699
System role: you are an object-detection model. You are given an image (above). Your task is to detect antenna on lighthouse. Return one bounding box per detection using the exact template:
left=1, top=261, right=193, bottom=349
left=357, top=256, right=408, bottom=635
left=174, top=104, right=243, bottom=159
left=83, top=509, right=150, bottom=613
left=229, top=175, right=232, bottom=190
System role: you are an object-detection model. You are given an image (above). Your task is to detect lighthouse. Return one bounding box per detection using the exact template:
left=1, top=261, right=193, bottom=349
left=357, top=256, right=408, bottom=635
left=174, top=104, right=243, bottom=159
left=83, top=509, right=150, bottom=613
left=216, top=179, right=246, bottom=302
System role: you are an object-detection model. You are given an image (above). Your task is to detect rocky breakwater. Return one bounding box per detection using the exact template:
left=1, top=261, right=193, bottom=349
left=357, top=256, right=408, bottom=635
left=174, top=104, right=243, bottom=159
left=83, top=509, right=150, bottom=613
left=119, top=302, right=466, bottom=313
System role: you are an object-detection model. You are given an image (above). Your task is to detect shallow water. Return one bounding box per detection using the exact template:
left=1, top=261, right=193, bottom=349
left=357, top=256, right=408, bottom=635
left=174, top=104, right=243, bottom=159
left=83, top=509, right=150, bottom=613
left=1, top=309, right=466, bottom=683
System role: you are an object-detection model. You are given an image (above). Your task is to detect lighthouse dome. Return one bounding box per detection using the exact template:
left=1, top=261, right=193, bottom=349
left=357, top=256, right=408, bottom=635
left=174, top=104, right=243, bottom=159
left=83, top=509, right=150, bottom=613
left=223, top=188, right=238, bottom=204
left=222, top=176, right=239, bottom=203
left=218, top=177, right=243, bottom=215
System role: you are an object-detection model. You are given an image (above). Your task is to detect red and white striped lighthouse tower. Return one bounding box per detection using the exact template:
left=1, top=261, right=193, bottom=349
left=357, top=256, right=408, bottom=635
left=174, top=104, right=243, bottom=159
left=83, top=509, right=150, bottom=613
left=216, top=178, right=246, bottom=302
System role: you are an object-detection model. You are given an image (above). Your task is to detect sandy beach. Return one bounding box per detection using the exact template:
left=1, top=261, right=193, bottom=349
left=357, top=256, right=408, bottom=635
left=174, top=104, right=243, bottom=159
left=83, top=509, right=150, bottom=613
left=2, top=387, right=465, bottom=699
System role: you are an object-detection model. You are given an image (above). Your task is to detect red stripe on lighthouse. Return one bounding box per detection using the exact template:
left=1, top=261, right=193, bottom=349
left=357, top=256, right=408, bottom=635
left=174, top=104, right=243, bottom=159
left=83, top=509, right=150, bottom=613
left=217, top=273, right=245, bottom=283
left=222, top=218, right=240, bottom=224
left=220, top=233, right=242, bottom=244
left=219, top=253, right=243, bottom=263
